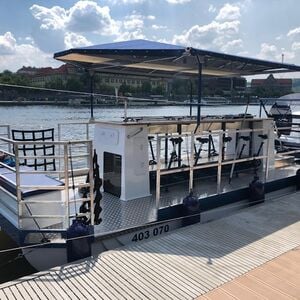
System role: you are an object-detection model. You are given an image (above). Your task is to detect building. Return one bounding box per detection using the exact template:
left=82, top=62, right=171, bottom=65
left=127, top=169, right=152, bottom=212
left=251, top=74, right=292, bottom=94
left=203, top=77, right=247, bottom=95
left=17, top=64, right=167, bottom=94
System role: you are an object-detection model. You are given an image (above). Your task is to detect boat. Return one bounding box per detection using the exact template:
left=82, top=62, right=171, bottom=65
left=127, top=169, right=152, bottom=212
left=260, top=94, right=300, bottom=155
left=1, top=39, right=300, bottom=272
left=202, top=96, right=231, bottom=105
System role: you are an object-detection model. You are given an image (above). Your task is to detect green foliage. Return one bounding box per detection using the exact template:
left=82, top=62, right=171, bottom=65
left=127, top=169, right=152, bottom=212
left=0, top=70, right=30, bottom=86
left=141, top=81, right=152, bottom=94
left=45, top=77, right=64, bottom=90
left=65, top=76, right=84, bottom=91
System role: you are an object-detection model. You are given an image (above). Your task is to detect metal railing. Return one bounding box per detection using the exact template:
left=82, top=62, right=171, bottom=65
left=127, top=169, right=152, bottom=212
left=154, top=127, right=273, bottom=206
left=0, top=134, right=94, bottom=230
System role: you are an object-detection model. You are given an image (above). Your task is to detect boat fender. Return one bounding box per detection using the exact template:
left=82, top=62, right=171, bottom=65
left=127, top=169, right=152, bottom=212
left=66, top=219, right=93, bottom=262
left=182, top=192, right=200, bottom=226
left=183, top=192, right=200, bottom=213
left=249, top=176, right=265, bottom=204
left=296, top=169, right=300, bottom=190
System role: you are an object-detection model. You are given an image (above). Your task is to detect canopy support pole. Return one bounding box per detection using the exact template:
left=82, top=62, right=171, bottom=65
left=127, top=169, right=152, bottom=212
left=196, top=55, right=202, bottom=126
left=189, top=80, right=193, bottom=117
left=89, top=70, right=95, bottom=120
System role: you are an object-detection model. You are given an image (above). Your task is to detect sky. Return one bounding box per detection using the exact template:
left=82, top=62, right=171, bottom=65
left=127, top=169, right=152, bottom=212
left=1, top=0, right=300, bottom=77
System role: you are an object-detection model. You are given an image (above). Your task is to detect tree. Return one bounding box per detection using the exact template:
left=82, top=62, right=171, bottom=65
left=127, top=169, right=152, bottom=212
left=65, top=76, right=84, bottom=91
left=141, top=81, right=152, bottom=95
left=45, top=77, right=64, bottom=90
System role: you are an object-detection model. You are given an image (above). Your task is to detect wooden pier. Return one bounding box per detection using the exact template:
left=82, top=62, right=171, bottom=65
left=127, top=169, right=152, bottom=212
left=0, top=191, right=300, bottom=299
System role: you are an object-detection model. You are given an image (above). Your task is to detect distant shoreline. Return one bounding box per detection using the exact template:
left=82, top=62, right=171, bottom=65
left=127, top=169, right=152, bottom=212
left=0, top=101, right=256, bottom=107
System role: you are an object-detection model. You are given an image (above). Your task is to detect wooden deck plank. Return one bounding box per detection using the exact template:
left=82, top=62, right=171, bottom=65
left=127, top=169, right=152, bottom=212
left=90, top=260, right=146, bottom=300
left=29, top=280, right=51, bottom=300
left=14, top=284, right=32, bottom=300
left=67, top=265, right=109, bottom=300
left=0, top=191, right=300, bottom=300
left=2, top=287, right=16, bottom=300
left=47, top=272, right=80, bottom=299
left=19, top=281, right=40, bottom=300
left=73, top=262, right=129, bottom=300
left=33, top=279, right=61, bottom=300
left=248, top=272, right=300, bottom=299
left=116, top=248, right=208, bottom=293
left=106, top=251, right=180, bottom=299
left=36, top=273, right=71, bottom=300
left=197, top=287, right=239, bottom=300
left=7, top=285, right=23, bottom=300
left=219, top=281, right=263, bottom=300
left=113, top=250, right=193, bottom=299
left=0, top=289, right=8, bottom=300
left=131, top=243, right=225, bottom=292
left=235, top=274, right=293, bottom=299
left=91, top=255, right=156, bottom=300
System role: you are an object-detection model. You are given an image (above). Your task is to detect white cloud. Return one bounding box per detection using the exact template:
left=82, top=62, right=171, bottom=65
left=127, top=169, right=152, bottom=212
left=208, top=4, right=216, bottom=13
left=107, top=0, right=145, bottom=3
left=257, top=43, right=295, bottom=62
left=123, top=14, right=144, bottom=30
left=152, top=24, right=167, bottom=30
left=257, top=43, right=278, bottom=60
left=287, top=27, right=300, bottom=38
left=292, top=42, right=300, bottom=51
left=172, top=20, right=240, bottom=49
left=171, top=2, right=245, bottom=54
left=30, top=5, right=66, bottom=30
left=64, top=32, right=92, bottom=48
left=166, top=0, right=191, bottom=4
left=0, top=32, right=17, bottom=54
left=220, top=38, right=243, bottom=52
left=0, top=32, right=58, bottom=72
left=30, top=1, right=120, bottom=52
left=117, top=12, right=156, bottom=41
left=115, top=30, right=145, bottom=41
left=65, top=1, right=119, bottom=35
left=216, top=3, right=241, bottom=21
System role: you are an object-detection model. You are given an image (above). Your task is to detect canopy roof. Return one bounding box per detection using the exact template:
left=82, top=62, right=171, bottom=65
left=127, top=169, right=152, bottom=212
left=54, top=39, right=300, bottom=78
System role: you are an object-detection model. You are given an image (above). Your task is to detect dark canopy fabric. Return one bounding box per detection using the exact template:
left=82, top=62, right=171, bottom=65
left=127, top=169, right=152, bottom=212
left=54, top=39, right=300, bottom=78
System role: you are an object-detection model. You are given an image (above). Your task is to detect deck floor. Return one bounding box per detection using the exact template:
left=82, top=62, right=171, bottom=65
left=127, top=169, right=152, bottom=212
left=1, top=190, right=299, bottom=299
left=95, top=164, right=298, bottom=234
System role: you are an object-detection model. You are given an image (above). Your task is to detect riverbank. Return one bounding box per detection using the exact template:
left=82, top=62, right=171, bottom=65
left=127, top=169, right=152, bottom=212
left=0, top=100, right=257, bottom=106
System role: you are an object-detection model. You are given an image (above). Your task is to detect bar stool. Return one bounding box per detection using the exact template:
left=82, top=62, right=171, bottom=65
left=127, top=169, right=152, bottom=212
left=194, top=137, right=209, bottom=165
left=148, top=136, right=157, bottom=165
left=168, top=137, right=183, bottom=169
left=238, top=135, right=251, bottom=159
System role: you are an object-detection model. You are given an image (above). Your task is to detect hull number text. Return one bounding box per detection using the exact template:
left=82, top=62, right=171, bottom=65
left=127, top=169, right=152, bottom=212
left=131, top=224, right=169, bottom=242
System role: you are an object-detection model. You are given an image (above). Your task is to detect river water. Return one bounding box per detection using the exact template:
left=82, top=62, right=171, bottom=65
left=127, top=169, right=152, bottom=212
left=0, top=104, right=265, bottom=283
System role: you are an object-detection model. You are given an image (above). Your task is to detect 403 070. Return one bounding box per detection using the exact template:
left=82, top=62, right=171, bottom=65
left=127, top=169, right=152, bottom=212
left=131, top=224, right=169, bottom=242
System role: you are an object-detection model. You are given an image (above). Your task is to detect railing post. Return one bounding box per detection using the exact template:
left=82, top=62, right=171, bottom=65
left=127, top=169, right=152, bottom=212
left=58, top=124, right=62, bottom=180
left=217, top=131, right=223, bottom=194
left=7, top=125, right=11, bottom=153
left=14, top=144, right=22, bottom=229
left=265, top=128, right=271, bottom=182
left=189, top=133, right=194, bottom=191
left=86, top=123, right=89, bottom=140
left=156, top=136, right=161, bottom=210
left=63, top=143, right=70, bottom=228
left=88, top=141, right=95, bottom=226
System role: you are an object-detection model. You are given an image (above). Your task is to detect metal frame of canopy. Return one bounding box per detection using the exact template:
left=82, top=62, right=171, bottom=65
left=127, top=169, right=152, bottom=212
left=54, top=39, right=300, bottom=121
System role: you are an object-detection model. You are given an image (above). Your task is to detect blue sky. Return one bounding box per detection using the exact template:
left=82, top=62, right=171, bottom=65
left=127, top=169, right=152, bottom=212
left=1, top=0, right=300, bottom=76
